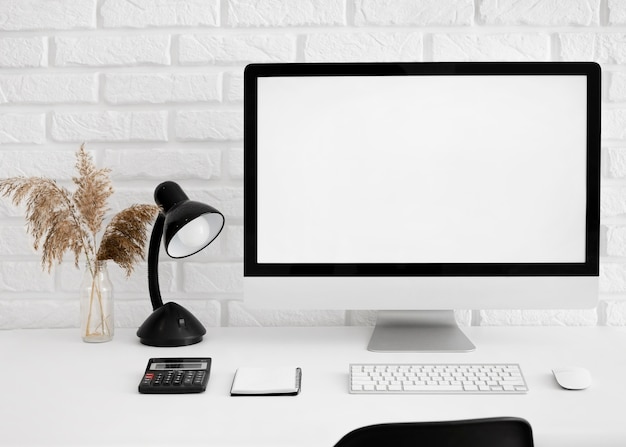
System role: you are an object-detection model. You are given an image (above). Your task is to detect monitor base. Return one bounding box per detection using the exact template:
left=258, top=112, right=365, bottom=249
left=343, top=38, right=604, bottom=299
left=367, top=310, right=476, bottom=352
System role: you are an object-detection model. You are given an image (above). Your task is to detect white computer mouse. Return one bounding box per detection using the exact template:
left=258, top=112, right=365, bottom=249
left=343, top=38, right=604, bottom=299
left=552, top=366, right=592, bottom=390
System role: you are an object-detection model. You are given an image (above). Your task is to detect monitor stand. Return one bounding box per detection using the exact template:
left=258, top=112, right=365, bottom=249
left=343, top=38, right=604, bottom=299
left=367, top=310, right=476, bottom=352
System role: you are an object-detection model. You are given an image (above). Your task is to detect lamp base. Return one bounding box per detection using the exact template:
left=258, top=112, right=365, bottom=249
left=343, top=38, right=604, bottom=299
left=137, top=302, right=206, bottom=347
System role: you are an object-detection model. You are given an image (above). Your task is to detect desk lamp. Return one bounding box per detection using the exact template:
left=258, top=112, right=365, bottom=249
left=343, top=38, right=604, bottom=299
left=137, top=181, right=225, bottom=347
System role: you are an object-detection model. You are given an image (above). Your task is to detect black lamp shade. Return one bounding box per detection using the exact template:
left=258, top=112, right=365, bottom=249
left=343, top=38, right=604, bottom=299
left=155, top=181, right=225, bottom=258
left=164, top=205, right=224, bottom=258
left=137, top=181, right=225, bottom=347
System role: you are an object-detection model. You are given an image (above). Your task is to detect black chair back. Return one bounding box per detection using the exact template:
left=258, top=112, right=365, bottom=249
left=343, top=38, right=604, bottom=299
left=334, top=417, right=533, bottom=447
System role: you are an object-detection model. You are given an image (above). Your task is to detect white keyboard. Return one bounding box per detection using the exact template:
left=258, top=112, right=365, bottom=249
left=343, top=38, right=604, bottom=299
left=350, top=363, right=528, bottom=394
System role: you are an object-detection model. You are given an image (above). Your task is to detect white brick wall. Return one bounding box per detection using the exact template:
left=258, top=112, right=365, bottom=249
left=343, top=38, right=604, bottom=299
left=0, top=74, right=98, bottom=104
left=0, top=37, right=47, bottom=68
left=55, top=35, right=171, bottom=66
left=100, top=0, right=220, bottom=28
left=305, top=32, right=423, bottom=61
left=104, top=73, right=222, bottom=104
left=0, top=0, right=625, bottom=330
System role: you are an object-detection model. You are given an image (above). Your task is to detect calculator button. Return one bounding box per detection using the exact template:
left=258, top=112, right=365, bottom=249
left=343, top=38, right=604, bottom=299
left=183, top=372, right=195, bottom=386
left=173, top=372, right=184, bottom=385
left=193, top=372, right=205, bottom=385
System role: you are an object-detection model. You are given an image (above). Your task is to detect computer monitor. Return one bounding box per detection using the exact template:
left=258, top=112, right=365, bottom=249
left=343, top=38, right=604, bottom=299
left=243, top=62, right=601, bottom=352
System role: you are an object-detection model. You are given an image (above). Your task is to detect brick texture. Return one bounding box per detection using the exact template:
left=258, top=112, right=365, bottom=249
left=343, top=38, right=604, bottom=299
left=51, top=111, right=168, bottom=142
left=433, top=33, right=549, bottom=61
left=101, top=0, right=219, bottom=28
left=0, top=113, right=45, bottom=144
left=228, top=0, right=345, bottom=27
left=55, top=35, right=171, bottom=66
left=0, top=37, right=47, bottom=68
left=355, top=0, right=473, bottom=26
left=305, top=32, right=422, bottom=62
left=0, top=0, right=96, bottom=31
left=480, top=0, right=600, bottom=26
left=0, top=74, right=97, bottom=104
left=560, top=33, right=626, bottom=63
left=608, top=0, right=626, bottom=25
left=104, top=73, right=222, bottom=104
left=175, top=110, right=243, bottom=141
left=104, top=148, right=221, bottom=180
left=179, top=34, right=296, bottom=64
left=609, top=72, right=626, bottom=102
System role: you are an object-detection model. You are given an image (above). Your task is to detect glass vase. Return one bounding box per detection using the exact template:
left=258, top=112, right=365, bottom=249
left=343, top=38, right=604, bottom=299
left=80, top=260, right=114, bottom=343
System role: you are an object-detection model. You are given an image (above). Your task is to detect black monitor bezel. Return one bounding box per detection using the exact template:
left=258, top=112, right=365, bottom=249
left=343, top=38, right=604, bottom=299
left=244, top=62, right=601, bottom=277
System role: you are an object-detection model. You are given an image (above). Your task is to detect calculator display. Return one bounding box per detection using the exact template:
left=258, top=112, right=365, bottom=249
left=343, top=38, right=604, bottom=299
left=150, top=361, right=208, bottom=371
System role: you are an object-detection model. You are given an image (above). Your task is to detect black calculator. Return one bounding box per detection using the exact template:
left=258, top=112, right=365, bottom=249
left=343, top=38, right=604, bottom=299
left=138, top=358, right=211, bottom=394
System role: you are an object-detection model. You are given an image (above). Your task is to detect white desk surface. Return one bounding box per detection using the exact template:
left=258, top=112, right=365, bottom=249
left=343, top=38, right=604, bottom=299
left=1, top=326, right=625, bottom=447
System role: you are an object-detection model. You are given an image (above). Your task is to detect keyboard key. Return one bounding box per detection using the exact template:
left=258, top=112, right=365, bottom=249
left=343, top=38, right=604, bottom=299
left=349, top=363, right=528, bottom=394
left=404, top=385, right=464, bottom=392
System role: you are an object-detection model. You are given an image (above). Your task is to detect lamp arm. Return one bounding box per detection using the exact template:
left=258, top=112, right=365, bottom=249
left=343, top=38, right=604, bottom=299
left=147, top=213, right=165, bottom=311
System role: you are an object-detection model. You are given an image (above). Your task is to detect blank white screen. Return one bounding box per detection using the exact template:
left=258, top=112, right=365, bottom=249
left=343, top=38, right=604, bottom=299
left=256, top=75, right=587, bottom=263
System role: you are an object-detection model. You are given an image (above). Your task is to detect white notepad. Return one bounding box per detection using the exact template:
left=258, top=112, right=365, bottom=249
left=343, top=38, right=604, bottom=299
left=230, top=367, right=302, bottom=396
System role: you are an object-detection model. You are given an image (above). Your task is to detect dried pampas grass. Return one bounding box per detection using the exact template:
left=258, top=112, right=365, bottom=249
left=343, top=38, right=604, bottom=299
left=96, top=204, right=157, bottom=276
left=0, top=144, right=159, bottom=276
